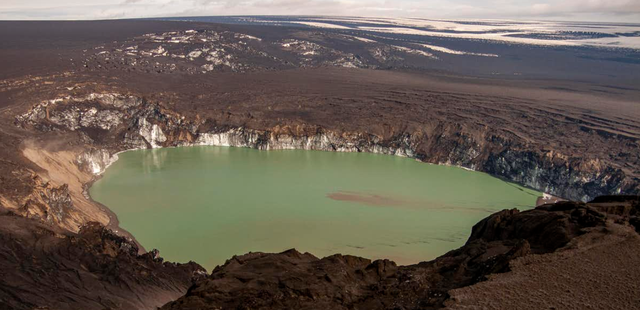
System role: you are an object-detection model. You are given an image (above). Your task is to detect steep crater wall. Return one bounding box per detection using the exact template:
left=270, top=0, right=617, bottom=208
left=15, top=92, right=639, bottom=223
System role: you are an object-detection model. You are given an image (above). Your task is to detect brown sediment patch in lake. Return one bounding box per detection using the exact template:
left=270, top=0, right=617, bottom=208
left=326, top=191, right=413, bottom=207
left=327, top=190, right=499, bottom=214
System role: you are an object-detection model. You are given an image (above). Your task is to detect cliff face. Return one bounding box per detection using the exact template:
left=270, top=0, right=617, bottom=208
left=17, top=175, right=73, bottom=228
left=0, top=213, right=206, bottom=310
left=16, top=92, right=638, bottom=208
left=182, top=128, right=635, bottom=201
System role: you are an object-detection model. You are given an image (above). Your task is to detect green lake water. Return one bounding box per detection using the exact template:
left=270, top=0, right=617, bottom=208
left=90, top=146, right=540, bottom=270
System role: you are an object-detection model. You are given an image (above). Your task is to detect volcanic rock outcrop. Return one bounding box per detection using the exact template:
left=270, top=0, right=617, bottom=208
left=1, top=196, right=636, bottom=310
left=0, top=209, right=206, bottom=310
left=161, top=197, right=639, bottom=310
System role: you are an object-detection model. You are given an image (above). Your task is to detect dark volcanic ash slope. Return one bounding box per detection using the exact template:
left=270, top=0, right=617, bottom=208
left=0, top=208, right=206, bottom=310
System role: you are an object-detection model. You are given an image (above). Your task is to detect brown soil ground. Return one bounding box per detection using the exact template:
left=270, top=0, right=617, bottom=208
left=446, top=223, right=640, bottom=309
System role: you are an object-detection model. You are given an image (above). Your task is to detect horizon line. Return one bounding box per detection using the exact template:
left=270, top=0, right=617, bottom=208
left=1, top=15, right=640, bottom=25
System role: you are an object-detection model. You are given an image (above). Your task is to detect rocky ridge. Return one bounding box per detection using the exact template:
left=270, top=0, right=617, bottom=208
left=160, top=197, right=640, bottom=310
left=80, top=28, right=450, bottom=75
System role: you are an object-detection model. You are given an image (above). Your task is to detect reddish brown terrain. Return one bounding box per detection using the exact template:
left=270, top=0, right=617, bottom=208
left=0, top=20, right=639, bottom=309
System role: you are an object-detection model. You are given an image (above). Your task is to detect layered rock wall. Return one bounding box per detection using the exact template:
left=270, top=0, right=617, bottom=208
left=17, top=93, right=639, bottom=208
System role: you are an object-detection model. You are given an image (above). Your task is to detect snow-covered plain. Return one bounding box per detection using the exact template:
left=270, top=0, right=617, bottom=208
left=253, top=16, right=640, bottom=49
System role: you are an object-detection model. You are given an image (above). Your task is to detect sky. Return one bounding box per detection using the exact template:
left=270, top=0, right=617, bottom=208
left=1, top=0, right=640, bottom=22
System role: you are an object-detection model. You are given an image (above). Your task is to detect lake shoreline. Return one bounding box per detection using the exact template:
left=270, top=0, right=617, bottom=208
left=90, top=145, right=542, bottom=270
left=86, top=142, right=551, bottom=260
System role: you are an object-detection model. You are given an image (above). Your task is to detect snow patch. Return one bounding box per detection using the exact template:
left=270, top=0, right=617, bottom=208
left=417, top=44, right=498, bottom=57
left=291, top=21, right=352, bottom=29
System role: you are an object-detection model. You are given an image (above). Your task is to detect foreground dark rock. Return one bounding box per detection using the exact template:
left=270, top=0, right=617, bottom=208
left=0, top=196, right=637, bottom=310
left=0, top=211, right=206, bottom=310
left=588, top=195, right=640, bottom=232
left=161, top=197, right=638, bottom=310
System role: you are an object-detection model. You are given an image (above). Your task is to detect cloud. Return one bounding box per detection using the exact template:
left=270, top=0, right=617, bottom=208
left=532, top=0, right=640, bottom=15
left=1, top=0, right=640, bottom=21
